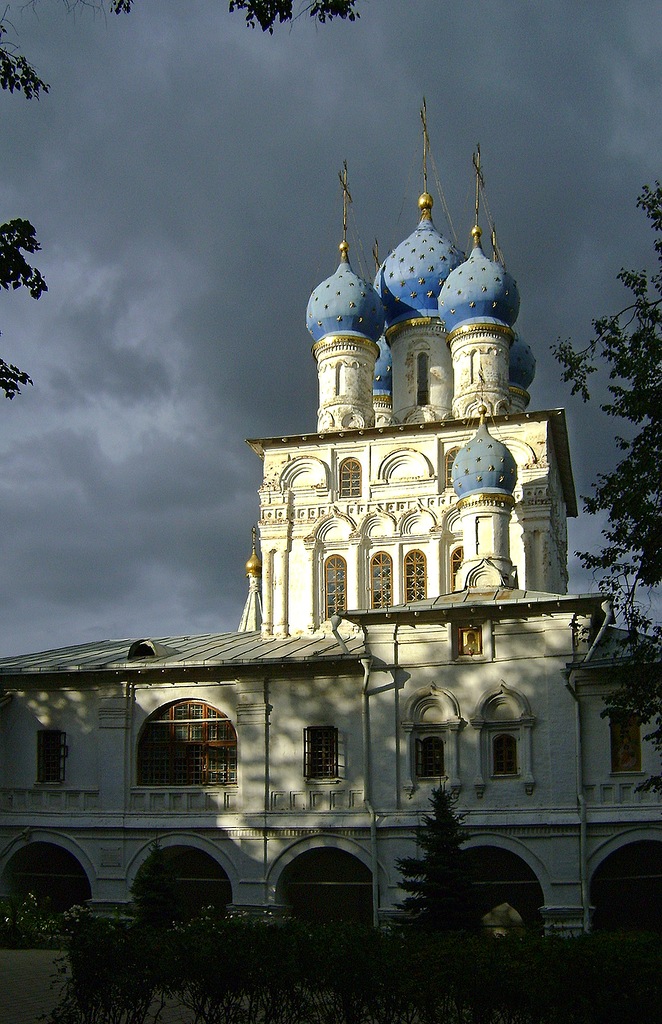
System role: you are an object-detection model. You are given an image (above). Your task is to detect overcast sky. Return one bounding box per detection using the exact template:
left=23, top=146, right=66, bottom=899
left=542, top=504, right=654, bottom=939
left=0, top=0, right=660, bottom=657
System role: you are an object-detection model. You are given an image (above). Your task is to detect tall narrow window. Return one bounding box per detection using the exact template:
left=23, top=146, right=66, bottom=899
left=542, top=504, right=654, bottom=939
left=610, top=716, right=641, bottom=772
left=370, top=551, right=392, bottom=609
left=339, top=458, right=361, bottom=498
left=304, top=726, right=338, bottom=778
left=415, top=736, right=444, bottom=778
left=416, top=351, right=429, bottom=406
left=325, top=555, right=347, bottom=618
left=334, top=363, right=342, bottom=397
left=138, top=702, right=237, bottom=786
left=493, top=733, right=518, bottom=776
left=445, top=447, right=460, bottom=488
left=404, top=549, right=427, bottom=602
left=37, top=730, right=67, bottom=783
left=450, top=546, right=463, bottom=591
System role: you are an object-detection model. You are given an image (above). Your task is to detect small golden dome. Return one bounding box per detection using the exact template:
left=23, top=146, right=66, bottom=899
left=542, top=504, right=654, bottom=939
left=339, top=239, right=350, bottom=262
left=471, top=224, right=483, bottom=247
left=245, top=547, right=262, bottom=577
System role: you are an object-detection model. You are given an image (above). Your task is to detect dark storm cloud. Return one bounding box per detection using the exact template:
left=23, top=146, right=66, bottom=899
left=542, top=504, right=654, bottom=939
left=0, top=0, right=660, bottom=655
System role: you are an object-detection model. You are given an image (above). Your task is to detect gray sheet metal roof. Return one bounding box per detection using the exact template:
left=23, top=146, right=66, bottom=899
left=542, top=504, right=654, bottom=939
left=0, top=630, right=366, bottom=675
left=344, top=588, right=603, bottom=620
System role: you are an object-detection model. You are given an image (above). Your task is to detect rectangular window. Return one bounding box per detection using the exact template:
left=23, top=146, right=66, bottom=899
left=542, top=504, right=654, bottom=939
left=304, top=726, right=338, bottom=779
left=37, top=730, right=67, bottom=783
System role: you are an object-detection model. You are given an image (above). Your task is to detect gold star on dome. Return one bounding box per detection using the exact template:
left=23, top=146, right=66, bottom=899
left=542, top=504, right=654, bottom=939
left=418, top=277, right=425, bottom=285
left=469, top=301, right=475, bottom=307
left=427, top=290, right=434, bottom=298
left=337, top=315, right=343, bottom=321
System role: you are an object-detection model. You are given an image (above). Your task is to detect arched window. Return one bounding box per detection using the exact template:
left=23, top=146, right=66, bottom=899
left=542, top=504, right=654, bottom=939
left=493, top=733, right=518, bottom=776
left=610, top=716, right=641, bottom=773
left=339, top=458, right=361, bottom=498
left=445, top=447, right=460, bottom=489
left=416, top=351, right=429, bottom=406
left=325, top=555, right=347, bottom=618
left=450, top=546, right=463, bottom=591
left=415, top=736, right=444, bottom=778
left=370, top=551, right=392, bottom=609
left=138, top=702, right=237, bottom=786
left=404, top=549, right=427, bottom=602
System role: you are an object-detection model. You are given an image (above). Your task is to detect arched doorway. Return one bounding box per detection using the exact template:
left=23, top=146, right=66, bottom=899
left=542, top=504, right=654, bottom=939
left=159, top=846, right=232, bottom=919
left=2, top=842, right=91, bottom=911
left=591, top=840, right=662, bottom=932
left=464, top=846, right=545, bottom=930
left=279, top=848, right=372, bottom=924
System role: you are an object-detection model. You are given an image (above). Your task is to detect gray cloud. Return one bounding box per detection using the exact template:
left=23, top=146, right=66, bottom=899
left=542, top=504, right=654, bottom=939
left=0, top=0, right=660, bottom=655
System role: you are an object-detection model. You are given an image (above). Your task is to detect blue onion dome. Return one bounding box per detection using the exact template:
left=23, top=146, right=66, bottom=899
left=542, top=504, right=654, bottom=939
left=306, top=241, right=385, bottom=345
left=375, top=193, right=464, bottom=331
left=373, top=335, right=392, bottom=396
left=509, top=331, right=536, bottom=390
left=439, top=225, right=520, bottom=335
left=452, top=412, right=518, bottom=499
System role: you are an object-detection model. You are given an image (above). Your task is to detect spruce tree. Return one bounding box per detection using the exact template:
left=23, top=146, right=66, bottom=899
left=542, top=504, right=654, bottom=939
left=130, top=840, right=181, bottom=928
left=396, top=787, right=478, bottom=931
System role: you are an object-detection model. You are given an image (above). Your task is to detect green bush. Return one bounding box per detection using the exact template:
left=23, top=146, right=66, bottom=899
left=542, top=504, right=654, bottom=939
left=0, top=892, right=62, bottom=948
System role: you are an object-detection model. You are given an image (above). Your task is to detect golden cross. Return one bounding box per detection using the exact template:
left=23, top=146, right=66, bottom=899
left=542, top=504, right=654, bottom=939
left=420, top=97, right=430, bottom=193
left=473, top=143, right=483, bottom=227
left=372, top=239, right=380, bottom=272
left=338, top=160, right=353, bottom=245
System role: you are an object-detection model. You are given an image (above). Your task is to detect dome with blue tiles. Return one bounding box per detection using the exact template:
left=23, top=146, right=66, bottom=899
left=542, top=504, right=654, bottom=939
left=375, top=193, right=464, bottom=331
left=509, top=331, right=536, bottom=390
left=439, top=226, right=520, bottom=335
left=373, top=335, right=392, bottom=397
left=452, top=413, right=517, bottom=499
left=306, top=242, right=385, bottom=345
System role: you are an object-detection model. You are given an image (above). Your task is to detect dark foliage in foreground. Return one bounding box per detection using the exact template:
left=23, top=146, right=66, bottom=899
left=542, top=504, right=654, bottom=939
left=45, top=911, right=662, bottom=1024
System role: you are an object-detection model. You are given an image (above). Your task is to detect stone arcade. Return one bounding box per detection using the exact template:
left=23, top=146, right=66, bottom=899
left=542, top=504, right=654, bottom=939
left=0, top=174, right=660, bottom=933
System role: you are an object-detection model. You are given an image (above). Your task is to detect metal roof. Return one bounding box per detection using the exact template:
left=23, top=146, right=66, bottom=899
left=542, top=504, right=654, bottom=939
left=0, top=630, right=366, bottom=676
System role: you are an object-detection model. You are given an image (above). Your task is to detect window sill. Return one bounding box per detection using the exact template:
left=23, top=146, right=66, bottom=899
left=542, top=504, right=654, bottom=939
left=304, top=777, right=342, bottom=785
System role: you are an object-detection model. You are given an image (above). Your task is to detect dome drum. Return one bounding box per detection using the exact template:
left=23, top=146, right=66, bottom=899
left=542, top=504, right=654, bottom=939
left=448, top=323, right=513, bottom=419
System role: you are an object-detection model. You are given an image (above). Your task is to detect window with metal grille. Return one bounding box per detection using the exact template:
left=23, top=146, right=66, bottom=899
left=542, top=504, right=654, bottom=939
left=493, top=733, right=518, bottom=775
left=37, top=730, right=67, bottom=783
left=370, top=551, right=392, bottom=609
left=325, top=555, right=347, bottom=618
left=304, top=726, right=338, bottom=779
left=445, top=447, right=460, bottom=489
left=138, top=702, right=237, bottom=786
left=450, top=546, right=463, bottom=591
left=416, top=351, right=429, bottom=406
left=339, top=458, right=361, bottom=498
left=415, top=736, right=444, bottom=778
left=404, top=549, right=427, bottom=602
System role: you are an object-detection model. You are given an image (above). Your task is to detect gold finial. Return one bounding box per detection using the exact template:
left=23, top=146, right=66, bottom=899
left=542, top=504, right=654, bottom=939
left=471, top=224, right=482, bottom=248
left=418, top=191, right=433, bottom=221
left=338, top=160, right=353, bottom=253
left=245, top=526, right=262, bottom=577
left=477, top=403, right=487, bottom=424
left=472, top=143, right=484, bottom=232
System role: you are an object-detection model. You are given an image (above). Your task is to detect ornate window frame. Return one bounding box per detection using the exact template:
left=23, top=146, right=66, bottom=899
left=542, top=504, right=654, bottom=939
left=470, top=683, right=535, bottom=797
left=402, top=686, right=464, bottom=795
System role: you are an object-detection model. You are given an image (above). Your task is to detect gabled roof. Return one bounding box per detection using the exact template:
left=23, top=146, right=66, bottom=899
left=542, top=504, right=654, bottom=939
left=0, top=630, right=366, bottom=677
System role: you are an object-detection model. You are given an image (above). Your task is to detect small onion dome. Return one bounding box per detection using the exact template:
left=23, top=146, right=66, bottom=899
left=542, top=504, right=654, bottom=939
left=306, top=241, right=385, bottom=345
left=245, top=545, right=262, bottom=578
left=509, top=331, right=536, bottom=390
left=375, top=193, right=464, bottom=331
left=439, top=225, right=520, bottom=335
left=452, top=415, right=517, bottom=499
left=373, top=335, right=392, bottom=397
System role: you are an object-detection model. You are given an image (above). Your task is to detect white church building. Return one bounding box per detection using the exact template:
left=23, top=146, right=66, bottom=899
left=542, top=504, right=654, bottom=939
left=0, top=178, right=660, bottom=933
